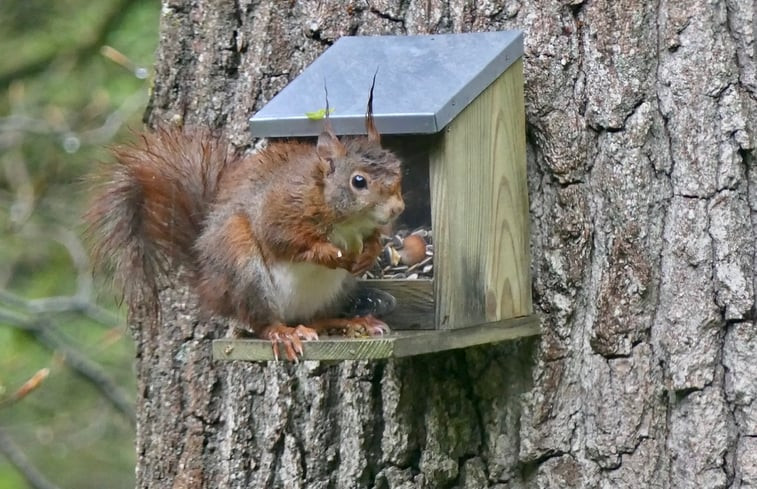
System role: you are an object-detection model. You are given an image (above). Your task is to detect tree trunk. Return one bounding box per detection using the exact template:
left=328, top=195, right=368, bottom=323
left=135, top=1, right=756, bottom=487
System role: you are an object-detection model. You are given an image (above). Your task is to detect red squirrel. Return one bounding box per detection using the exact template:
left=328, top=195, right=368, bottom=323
left=85, top=99, right=404, bottom=361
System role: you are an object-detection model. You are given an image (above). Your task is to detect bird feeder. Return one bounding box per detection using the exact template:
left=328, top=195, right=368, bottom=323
left=213, top=31, right=538, bottom=361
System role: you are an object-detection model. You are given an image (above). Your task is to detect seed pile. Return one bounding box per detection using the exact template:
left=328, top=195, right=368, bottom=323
left=361, top=227, right=434, bottom=280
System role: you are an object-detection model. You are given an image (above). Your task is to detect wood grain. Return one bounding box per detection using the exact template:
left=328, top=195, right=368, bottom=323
left=212, top=314, right=540, bottom=361
left=429, top=59, right=532, bottom=329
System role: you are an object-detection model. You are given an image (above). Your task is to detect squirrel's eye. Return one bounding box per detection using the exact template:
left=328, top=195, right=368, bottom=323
left=351, top=174, right=367, bottom=190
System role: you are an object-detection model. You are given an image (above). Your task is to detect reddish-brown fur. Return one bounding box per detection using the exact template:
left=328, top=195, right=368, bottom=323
left=224, top=214, right=258, bottom=266
left=85, top=123, right=403, bottom=359
left=84, top=126, right=233, bottom=303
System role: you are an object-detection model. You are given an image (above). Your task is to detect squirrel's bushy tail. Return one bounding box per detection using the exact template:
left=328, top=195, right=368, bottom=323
left=84, top=126, right=234, bottom=304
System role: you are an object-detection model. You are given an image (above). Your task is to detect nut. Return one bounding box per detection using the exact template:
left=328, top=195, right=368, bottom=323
left=399, top=234, right=426, bottom=266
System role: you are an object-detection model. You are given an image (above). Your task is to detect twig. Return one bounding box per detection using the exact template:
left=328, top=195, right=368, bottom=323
left=0, top=368, right=50, bottom=409
left=0, top=86, right=147, bottom=152
left=0, top=290, right=122, bottom=327
left=53, top=227, right=94, bottom=300
left=78, top=88, right=149, bottom=144
left=34, top=326, right=136, bottom=424
left=0, top=307, right=28, bottom=326
left=0, top=427, right=64, bottom=489
left=0, top=218, right=123, bottom=329
left=0, top=310, right=135, bottom=424
left=0, top=0, right=141, bottom=87
left=0, top=115, right=58, bottom=135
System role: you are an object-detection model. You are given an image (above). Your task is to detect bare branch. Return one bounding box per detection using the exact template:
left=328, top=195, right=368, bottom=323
left=0, top=290, right=122, bottom=327
left=0, top=309, right=135, bottom=424
left=1, top=150, right=35, bottom=226
left=0, top=0, right=142, bottom=87
left=0, top=307, right=29, bottom=326
left=78, top=88, right=149, bottom=144
left=0, top=86, right=147, bottom=152
left=0, top=427, right=64, bottom=489
left=52, top=227, right=94, bottom=299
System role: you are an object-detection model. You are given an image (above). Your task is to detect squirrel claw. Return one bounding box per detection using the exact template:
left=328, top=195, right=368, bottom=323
left=260, top=324, right=319, bottom=362
left=359, top=315, right=390, bottom=336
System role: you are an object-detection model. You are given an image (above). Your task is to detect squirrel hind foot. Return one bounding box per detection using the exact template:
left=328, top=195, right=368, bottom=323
left=305, top=315, right=390, bottom=338
left=259, top=323, right=319, bottom=362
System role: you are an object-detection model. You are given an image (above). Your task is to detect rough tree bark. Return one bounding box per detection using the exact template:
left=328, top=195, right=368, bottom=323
left=133, top=1, right=756, bottom=488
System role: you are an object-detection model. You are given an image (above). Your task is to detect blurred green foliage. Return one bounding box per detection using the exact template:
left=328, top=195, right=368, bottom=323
left=0, top=1, right=160, bottom=488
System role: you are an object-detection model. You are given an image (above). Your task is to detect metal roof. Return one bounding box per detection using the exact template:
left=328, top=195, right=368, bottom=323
left=249, top=30, right=523, bottom=137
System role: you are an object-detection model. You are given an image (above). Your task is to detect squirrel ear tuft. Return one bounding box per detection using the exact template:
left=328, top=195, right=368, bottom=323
left=365, top=69, right=380, bottom=144
left=317, top=79, right=347, bottom=163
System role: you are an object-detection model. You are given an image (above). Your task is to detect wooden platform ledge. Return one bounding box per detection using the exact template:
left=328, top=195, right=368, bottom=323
left=212, top=314, right=540, bottom=362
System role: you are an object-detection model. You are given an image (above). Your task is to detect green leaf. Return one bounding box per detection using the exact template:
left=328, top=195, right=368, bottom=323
left=305, top=107, right=334, bottom=120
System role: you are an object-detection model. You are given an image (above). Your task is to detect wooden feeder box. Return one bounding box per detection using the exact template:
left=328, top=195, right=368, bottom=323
left=213, top=31, right=538, bottom=361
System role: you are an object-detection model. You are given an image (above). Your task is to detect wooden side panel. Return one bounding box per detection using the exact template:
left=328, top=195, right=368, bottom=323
left=429, top=59, right=531, bottom=329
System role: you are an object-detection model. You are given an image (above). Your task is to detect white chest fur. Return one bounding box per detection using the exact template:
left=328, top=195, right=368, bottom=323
left=269, top=261, right=350, bottom=323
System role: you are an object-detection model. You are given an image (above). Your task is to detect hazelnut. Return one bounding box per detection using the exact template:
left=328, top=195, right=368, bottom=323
left=399, top=234, right=426, bottom=266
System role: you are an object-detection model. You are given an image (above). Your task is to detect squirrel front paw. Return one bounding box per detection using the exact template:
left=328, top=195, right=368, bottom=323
left=350, top=234, right=382, bottom=275
left=300, top=242, right=351, bottom=269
